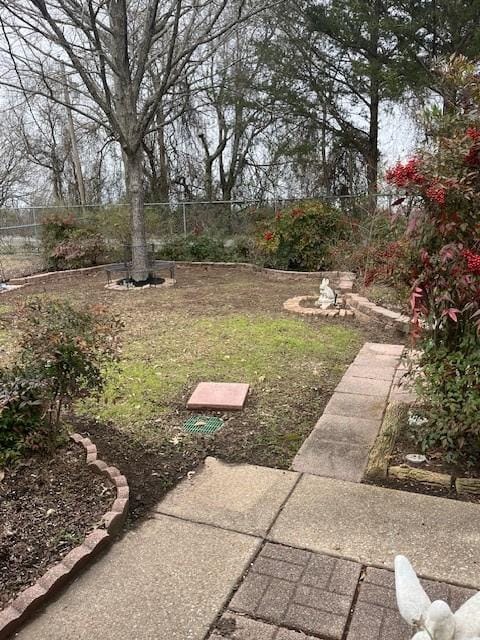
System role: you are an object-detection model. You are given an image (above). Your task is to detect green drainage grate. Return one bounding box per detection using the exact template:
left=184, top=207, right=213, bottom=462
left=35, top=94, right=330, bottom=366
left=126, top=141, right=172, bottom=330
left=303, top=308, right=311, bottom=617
left=183, top=415, right=224, bottom=435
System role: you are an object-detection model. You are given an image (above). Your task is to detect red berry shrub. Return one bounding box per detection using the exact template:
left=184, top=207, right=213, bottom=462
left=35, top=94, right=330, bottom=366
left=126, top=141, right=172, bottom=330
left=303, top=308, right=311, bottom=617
left=386, top=57, right=480, bottom=465
left=256, top=200, right=343, bottom=271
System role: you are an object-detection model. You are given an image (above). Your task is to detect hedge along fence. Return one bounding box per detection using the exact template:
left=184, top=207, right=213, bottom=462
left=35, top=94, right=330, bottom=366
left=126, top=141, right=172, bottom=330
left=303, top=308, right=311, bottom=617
left=0, top=194, right=404, bottom=240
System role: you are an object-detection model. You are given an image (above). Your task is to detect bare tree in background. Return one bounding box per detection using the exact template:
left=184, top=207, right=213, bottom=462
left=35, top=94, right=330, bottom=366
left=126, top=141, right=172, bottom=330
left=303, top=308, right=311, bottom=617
left=0, top=120, right=28, bottom=206
left=0, top=0, right=263, bottom=280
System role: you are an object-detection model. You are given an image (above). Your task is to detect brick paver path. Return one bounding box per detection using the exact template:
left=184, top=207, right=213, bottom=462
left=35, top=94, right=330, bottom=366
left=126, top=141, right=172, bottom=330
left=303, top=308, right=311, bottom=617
left=208, top=542, right=476, bottom=640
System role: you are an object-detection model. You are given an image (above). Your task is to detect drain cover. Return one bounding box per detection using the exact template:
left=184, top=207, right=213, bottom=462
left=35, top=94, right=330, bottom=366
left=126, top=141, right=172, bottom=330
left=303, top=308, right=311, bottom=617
left=183, top=415, right=224, bottom=435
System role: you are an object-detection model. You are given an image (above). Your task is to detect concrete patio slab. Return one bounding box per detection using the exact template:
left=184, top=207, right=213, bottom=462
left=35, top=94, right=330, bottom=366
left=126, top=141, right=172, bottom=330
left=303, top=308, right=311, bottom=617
left=335, top=377, right=392, bottom=397
left=291, top=414, right=380, bottom=481
left=344, top=364, right=397, bottom=381
left=15, top=515, right=260, bottom=640
left=323, top=392, right=386, bottom=420
left=298, top=414, right=381, bottom=446
left=268, top=475, right=480, bottom=588
left=358, top=343, right=405, bottom=357
left=154, top=457, right=299, bottom=536
left=292, top=439, right=369, bottom=482
left=352, top=355, right=401, bottom=368
left=187, top=382, right=250, bottom=410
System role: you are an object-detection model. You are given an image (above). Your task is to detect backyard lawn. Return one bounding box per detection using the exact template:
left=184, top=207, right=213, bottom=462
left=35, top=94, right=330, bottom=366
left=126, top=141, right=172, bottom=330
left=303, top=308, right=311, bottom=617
left=0, top=266, right=401, bottom=522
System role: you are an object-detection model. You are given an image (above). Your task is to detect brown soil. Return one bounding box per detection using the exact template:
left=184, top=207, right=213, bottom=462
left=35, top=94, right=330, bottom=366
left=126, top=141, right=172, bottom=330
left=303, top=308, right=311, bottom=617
left=366, top=410, right=480, bottom=503
left=2, top=266, right=405, bottom=529
left=356, top=284, right=409, bottom=314
left=72, top=382, right=332, bottom=525
left=364, top=475, right=480, bottom=503
left=0, top=442, right=114, bottom=609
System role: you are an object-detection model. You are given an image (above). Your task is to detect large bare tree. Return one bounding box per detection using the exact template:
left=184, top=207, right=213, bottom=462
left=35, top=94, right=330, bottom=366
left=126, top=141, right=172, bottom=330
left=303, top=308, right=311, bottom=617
left=0, top=0, right=262, bottom=280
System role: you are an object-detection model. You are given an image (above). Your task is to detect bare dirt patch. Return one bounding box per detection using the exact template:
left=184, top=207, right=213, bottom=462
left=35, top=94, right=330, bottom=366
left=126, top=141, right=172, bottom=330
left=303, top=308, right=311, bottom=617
left=0, top=442, right=114, bottom=608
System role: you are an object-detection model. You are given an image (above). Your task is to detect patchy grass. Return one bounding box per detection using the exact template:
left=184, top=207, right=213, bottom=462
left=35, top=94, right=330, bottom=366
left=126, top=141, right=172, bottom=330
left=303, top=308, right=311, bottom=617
left=0, top=253, right=43, bottom=278
left=1, top=265, right=402, bottom=521
left=87, top=314, right=360, bottom=432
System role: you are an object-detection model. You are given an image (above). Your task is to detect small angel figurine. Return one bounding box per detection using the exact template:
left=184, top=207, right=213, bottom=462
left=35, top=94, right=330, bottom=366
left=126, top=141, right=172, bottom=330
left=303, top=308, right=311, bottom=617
left=315, top=278, right=336, bottom=309
left=395, top=555, right=480, bottom=640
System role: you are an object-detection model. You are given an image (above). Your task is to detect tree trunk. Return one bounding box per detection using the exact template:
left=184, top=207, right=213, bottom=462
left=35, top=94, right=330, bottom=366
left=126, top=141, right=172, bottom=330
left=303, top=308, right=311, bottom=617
left=125, top=146, right=149, bottom=282
left=62, top=63, right=86, bottom=206
left=367, top=67, right=380, bottom=202
left=321, top=101, right=331, bottom=196
left=204, top=158, right=214, bottom=201
left=367, top=1, right=381, bottom=212
left=156, top=107, right=170, bottom=202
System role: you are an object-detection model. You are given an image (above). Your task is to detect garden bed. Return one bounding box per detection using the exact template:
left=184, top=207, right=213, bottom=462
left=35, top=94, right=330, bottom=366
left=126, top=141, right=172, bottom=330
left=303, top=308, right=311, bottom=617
left=365, top=402, right=480, bottom=503
left=0, top=441, right=115, bottom=609
left=355, top=284, right=409, bottom=315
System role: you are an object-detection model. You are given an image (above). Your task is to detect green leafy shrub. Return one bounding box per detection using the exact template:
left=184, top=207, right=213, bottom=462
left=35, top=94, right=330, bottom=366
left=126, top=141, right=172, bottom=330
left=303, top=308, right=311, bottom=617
left=157, top=234, right=254, bottom=263
left=0, top=298, right=122, bottom=459
left=41, top=213, right=106, bottom=270
left=410, top=336, right=480, bottom=465
left=186, top=235, right=227, bottom=261
left=0, top=369, right=45, bottom=464
left=256, top=200, right=344, bottom=271
left=385, top=56, right=480, bottom=463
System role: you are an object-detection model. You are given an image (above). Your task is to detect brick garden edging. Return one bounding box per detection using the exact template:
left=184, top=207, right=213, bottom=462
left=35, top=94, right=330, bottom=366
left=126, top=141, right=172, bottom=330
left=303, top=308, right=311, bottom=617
left=283, top=295, right=355, bottom=318
left=0, top=433, right=129, bottom=640
left=10, top=263, right=117, bottom=285
left=10, top=261, right=356, bottom=291
left=346, top=293, right=410, bottom=334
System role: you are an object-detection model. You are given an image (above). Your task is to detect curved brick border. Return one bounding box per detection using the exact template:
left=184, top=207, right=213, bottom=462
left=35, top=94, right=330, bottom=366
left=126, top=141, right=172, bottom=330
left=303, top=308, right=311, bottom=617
left=346, top=293, right=410, bottom=334
left=104, top=277, right=176, bottom=291
left=283, top=295, right=354, bottom=318
left=11, top=261, right=355, bottom=291
left=0, top=433, right=129, bottom=640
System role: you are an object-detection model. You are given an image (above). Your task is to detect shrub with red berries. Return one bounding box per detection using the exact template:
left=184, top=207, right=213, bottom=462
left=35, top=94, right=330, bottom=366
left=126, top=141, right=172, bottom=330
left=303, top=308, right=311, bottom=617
left=256, top=200, right=343, bottom=271
left=463, top=249, right=480, bottom=275
left=385, top=157, right=426, bottom=187
left=385, top=56, right=480, bottom=464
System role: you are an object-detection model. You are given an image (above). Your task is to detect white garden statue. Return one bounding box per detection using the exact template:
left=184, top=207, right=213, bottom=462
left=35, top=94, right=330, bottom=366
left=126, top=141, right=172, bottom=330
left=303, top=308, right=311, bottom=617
left=315, top=278, right=336, bottom=309
left=395, top=555, right=480, bottom=640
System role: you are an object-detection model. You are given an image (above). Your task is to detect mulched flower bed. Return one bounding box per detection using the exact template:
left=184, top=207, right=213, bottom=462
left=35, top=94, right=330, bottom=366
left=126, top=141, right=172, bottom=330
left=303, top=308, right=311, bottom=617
left=0, top=441, right=114, bottom=609
left=365, top=406, right=480, bottom=504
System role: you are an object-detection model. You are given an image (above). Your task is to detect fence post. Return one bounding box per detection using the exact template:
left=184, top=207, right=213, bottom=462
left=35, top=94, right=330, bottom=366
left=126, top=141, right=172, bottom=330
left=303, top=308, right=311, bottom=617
left=182, top=202, right=187, bottom=237
left=32, top=209, right=39, bottom=244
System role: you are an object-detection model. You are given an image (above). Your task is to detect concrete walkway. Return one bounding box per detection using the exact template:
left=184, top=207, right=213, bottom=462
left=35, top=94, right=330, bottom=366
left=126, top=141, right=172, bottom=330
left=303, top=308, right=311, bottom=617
left=14, top=344, right=480, bottom=640
left=16, top=458, right=480, bottom=640
left=292, top=343, right=404, bottom=481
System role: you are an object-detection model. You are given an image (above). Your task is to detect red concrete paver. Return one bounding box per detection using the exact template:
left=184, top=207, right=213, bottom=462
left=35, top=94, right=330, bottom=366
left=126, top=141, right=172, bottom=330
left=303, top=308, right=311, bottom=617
left=187, top=382, right=250, bottom=410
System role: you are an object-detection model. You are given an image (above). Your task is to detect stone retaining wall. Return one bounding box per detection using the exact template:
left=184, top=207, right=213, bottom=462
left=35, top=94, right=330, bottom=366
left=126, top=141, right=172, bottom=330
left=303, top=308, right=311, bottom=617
left=347, top=293, right=410, bottom=334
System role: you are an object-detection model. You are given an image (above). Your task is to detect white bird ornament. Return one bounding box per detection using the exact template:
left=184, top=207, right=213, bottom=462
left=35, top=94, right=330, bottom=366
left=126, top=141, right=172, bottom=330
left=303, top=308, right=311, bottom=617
left=394, top=555, right=480, bottom=640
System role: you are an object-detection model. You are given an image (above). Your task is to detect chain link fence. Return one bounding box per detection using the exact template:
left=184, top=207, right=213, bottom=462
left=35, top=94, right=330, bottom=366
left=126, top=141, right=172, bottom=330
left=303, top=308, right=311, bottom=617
left=0, top=194, right=407, bottom=278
